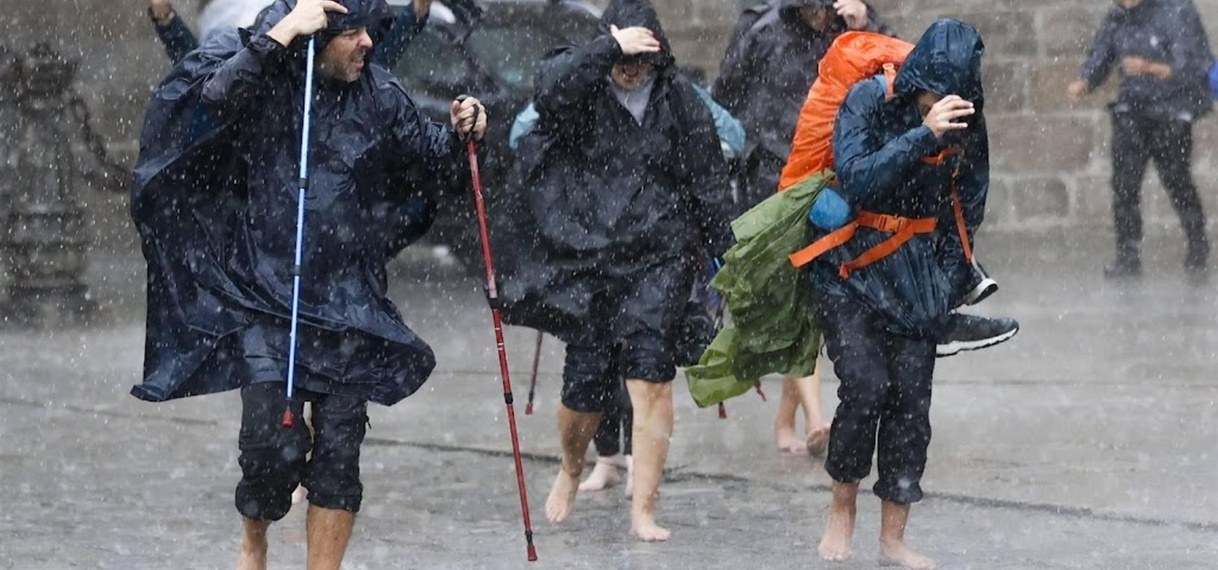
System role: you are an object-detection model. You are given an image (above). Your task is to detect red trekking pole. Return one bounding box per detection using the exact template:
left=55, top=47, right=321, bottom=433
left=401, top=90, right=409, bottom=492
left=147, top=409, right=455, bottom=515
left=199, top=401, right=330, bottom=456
left=458, top=97, right=537, bottom=562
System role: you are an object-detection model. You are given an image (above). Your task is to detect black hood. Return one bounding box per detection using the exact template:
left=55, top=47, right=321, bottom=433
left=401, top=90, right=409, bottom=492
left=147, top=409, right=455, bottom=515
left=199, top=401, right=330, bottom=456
left=893, top=19, right=985, bottom=105
left=598, top=0, right=675, bottom=68
left=250, top=0, right=394, bottom=55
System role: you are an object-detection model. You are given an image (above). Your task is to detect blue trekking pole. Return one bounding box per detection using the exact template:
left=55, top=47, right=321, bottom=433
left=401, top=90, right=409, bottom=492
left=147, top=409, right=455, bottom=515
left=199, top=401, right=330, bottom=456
left=282, top=37, right=316, bottom=429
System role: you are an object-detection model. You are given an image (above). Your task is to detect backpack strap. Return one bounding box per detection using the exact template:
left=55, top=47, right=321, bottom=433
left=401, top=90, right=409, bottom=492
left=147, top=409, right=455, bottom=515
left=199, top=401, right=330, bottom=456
left=882, top=63, right=897, bottom=100
left=789, top=147, right=974, bottom=275
left=921, top=147, right=972, bottom=263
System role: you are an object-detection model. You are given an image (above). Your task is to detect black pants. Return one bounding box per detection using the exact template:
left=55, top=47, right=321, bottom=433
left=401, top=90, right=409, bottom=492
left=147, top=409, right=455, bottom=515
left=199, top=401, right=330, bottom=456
left=1111, top=111, right=1208, bottom=260
left=592, top=369, right=633, bottom=457
left=818, top=293, right=935, bottom=505
left=236, top=383, right=368, bottom=521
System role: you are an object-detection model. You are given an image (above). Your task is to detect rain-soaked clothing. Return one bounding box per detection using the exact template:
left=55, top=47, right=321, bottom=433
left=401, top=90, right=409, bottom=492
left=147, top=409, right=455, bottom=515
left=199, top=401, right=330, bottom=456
left=131, top=0, right=466, bottom=409
left=814, top=19, right=987, bottom=505
left=811, top=20, right=988, bottom=339
left=712, top=0, right=889, bottom=213
left=817, top=292, right=933, bottom=504
left=497, top=0, right=732, bottom=408
left=237, top=383, right=368, bottom=519
left=1078, top=0, right=1213, bottom=265
left=132, top=0, right=468, bottom=520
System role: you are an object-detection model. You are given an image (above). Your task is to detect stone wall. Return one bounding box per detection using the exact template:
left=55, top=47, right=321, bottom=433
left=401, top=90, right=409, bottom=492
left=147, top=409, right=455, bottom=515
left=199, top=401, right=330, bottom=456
left=631, top=0, right=1218, bottom=232
left=2, top=0, right=1216, bottom=249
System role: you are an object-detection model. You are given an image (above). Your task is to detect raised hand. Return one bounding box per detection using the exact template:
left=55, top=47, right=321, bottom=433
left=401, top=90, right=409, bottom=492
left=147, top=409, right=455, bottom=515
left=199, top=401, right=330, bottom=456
left=609, top=25, right=661, bottom=56
left=834, top=0, right=869, bottom=31
left=922, top=95, right=974, bottom=139
left=268, top=0, right=349, bottom=47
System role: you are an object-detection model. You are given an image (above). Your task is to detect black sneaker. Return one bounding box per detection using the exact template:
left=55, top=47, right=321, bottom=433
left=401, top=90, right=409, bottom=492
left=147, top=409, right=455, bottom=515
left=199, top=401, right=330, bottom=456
left=962, top=258, right=999, bottom=306
left=1103, top=257, right=1142, bottom=279
left=936, top=313, right=1019, bottom=357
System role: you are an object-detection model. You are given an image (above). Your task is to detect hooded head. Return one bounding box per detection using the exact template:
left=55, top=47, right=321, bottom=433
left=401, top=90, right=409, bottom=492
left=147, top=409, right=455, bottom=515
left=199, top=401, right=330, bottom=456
left=598, top=0, right=675, bottom=69
left=253, top=0, right=393, bottom=79
left=893, top=19, right=985, bottom=107
left=780, top=0, right=848, bottom=35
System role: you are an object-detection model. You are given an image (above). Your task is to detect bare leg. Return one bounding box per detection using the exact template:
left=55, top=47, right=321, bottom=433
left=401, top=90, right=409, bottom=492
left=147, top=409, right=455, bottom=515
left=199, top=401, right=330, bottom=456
left=793, top=368, right=831, bottom=456
left=775, top=377, right=806, bottom=452
left=545, top=404, right=602, bottom=523
left=623, top=454, right=634, bottom=499
left=235, top=518, right=270, bottom=570
left=305, top=505, right=355, bottom=570
left=626, top=380, right=673, bottom=542
left=578, top=454, right=622, bottom=492
left=818, top=481, right=858, bottom=562
left=880, top=501, right=936, bottom=569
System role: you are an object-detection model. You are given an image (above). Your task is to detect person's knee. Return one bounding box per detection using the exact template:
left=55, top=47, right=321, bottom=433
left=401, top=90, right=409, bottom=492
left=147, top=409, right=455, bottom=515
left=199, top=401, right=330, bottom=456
left=834, top=355, right=888, bottom=412
left=305, top=396, right=368, bottom=513
left=620, top=334, right=676, bottom=382
left=561, top=344, right=616, bottom=413
left=236, top=401, right=311, bottom=521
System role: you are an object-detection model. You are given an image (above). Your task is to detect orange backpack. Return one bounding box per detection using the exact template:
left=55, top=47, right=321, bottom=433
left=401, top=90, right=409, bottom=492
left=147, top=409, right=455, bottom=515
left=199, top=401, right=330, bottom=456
left=778, top=32, right=974, bottom=277
left=779, top=31, right=914, bottom=191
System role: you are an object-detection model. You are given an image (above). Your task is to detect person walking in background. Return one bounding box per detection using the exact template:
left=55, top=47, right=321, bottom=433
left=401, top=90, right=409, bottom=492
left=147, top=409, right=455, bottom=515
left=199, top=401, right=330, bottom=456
left=715, top=0, right=884, bottom=458
left=1068, top=0, right=1214, bottom=278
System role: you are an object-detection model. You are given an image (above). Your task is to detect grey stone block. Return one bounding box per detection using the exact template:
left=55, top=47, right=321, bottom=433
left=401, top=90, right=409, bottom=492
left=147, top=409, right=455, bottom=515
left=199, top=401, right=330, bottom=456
left=988, top=113, right=1095, bottom=172
left=1009, top=175, right=1070, bottom=222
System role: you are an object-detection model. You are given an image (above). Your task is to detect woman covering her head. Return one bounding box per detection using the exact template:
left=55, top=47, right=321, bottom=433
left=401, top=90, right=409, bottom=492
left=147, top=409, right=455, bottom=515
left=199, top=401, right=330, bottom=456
left=497, top=0, right=733, bottom=543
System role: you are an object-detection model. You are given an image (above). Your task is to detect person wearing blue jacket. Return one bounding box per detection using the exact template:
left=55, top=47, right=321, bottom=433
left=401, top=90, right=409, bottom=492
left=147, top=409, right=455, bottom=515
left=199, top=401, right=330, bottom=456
left=811, top=20, right=987, bottom=568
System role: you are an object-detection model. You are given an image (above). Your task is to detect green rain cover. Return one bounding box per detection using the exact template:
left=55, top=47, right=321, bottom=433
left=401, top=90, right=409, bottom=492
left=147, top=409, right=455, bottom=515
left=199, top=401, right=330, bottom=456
left=684, top=172, right=830, bottom=408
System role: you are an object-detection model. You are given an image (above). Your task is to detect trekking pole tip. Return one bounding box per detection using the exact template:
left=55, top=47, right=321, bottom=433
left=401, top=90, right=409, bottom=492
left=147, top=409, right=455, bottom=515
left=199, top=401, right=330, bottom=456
left=281, top=407, right=294, bottom=429
left=525, top=401, right=534, bottom=415
left=527, top=543, right=538, bottom=562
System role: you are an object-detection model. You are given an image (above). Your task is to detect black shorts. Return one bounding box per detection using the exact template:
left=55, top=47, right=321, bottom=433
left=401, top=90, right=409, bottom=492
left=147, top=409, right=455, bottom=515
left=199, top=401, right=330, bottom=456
left=235, top=383, right=368, bottom=520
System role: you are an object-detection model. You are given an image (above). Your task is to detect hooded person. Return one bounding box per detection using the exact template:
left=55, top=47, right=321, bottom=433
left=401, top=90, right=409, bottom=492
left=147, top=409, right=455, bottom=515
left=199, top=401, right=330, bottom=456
left=495, top=0, right=733, bottom=542
left=713, top=0, right=889, bottom=216
left=128, top=0, right=487, bottom=566
left=809, top=20, right=987, bottom=568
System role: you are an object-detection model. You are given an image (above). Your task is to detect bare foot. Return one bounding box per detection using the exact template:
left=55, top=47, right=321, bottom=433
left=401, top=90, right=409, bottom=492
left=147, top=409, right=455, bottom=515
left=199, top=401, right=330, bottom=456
left=290, top=485, right=306, bottom=505
left=545, top=469, right=580, bottom=523
left=235, top=520, right=269, bottom=570
left=775, top=425, right=807, bottom=453
left=578, top=457, right=621, bottom=492
left=631, top=512, right=671, bottom=542
left=880, top=537, right=937, bottom=569
left=623, top=455, right=634, bottom=499
left=818, top=503, right=856, bottom=562
left=805, top=423, right=831, bottom=457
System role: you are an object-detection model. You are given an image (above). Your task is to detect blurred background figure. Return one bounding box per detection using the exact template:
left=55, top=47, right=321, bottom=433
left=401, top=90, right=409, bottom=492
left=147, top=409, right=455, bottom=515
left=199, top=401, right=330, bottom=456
left=1067, top=0, right=1215, bottom=279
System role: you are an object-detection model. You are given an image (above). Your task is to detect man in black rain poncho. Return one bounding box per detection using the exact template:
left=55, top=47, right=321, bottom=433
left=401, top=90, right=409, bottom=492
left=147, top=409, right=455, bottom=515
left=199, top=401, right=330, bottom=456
left=496, top=0, right=733, bottom=542
left=129, top=0, right=486, bottom=567
left=810, top=20, right=987, bottom=569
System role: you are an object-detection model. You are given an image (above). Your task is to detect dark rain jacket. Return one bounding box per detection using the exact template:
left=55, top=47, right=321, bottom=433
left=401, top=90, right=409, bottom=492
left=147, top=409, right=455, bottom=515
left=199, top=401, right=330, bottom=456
left=713, top=0, right=890, bottom=199
left=130, top=0, right=465, bottom=406
left=811, top=19, right=988, bottom=339
left=496, top=0, right=733, bottom=344
left=1080, top=0, right=1214, bottom=121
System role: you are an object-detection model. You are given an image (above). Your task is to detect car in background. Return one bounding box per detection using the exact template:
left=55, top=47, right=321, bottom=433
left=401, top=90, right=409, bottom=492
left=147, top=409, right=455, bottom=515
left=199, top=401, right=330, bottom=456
left=386, top=0, right=603, bottom=267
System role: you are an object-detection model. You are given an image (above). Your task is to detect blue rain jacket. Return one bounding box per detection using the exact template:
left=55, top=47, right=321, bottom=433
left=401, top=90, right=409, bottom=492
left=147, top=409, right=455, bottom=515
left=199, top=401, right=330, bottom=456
left=810, top=19, right=988, bottom=339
